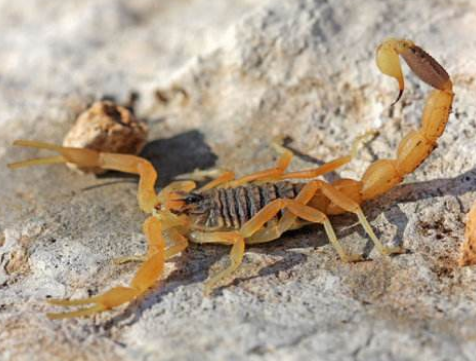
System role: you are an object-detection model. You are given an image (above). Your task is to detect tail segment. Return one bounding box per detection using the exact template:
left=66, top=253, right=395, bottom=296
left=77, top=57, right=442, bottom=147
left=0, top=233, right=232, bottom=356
left=361, top=38, right=454, bottom=201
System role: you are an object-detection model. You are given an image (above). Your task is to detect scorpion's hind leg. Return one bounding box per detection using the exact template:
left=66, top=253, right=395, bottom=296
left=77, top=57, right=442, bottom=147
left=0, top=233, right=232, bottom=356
left=247, top=182, right=365, bottom=262
left=47, top=216, right=166, bottom=319
left=196, top=182, right=367, bottom=295
left=321, top=182, right=405, bottom=256
left=8, top=140, right=159, bottom=213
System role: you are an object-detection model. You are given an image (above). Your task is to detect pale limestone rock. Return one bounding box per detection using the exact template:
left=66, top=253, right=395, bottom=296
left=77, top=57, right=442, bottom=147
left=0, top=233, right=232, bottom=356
left=1, top=0, right=476, bottom=361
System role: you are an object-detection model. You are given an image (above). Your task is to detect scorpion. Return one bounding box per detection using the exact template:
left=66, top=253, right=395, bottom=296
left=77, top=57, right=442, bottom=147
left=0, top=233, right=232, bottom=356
left=8, top=38, right=454, bottom=319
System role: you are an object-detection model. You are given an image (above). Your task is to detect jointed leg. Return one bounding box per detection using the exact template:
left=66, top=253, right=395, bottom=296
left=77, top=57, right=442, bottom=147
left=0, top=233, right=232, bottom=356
left=175, top=168, right=236, bottom=191
left=174, top=139, right=294, bottom=191
left=274, top=130, right=377, bottom=181
left=189, top=231, right=245, bottom=292
left=280, top=201, right=364, bottom=262
left=246, top=181, right=322, bottom=244
left=224, top=140, right=294, bottom=187
left=244, top=190, right=364, bottom=262
left=194, top=183, right=366, bottom=293
left=220, top=130, right=375, bottom=189
left=181, top=131, right=374, bottom=191
left=9, top=140, right=159, bottom=213
left=164, top=228, right=189, bottom=259
left=115, top=227, right=189, bottom=265
left=199, top=170, right=235, bottom=191
left=320, top=182, right=405, bottom=255
left=47, top=216, right=166, bottom=319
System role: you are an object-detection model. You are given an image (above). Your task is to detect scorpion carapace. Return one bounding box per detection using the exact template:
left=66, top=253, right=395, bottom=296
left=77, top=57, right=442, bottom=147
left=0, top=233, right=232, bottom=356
left=8, top=38, right=454, bottom=319
left=175, top=182, right=307, bottom=231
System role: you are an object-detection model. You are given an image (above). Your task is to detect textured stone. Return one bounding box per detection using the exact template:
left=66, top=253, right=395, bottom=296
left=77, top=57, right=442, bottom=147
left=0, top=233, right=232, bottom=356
left=1, top=0, right=476, bottom=361
left=63, top=100, right=148, bottom=174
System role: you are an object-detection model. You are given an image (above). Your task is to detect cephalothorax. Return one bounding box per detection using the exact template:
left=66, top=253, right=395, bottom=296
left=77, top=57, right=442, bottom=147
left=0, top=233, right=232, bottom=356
left=9, top=39, right=454, bottom=319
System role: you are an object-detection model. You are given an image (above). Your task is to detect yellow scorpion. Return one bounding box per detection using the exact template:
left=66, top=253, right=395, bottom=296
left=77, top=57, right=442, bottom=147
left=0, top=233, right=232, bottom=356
left=8, top=38, right=454, bottom=319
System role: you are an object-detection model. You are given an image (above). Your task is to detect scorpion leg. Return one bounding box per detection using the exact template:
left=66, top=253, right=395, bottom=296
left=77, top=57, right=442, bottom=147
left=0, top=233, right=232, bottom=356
left=47, top=216, right=166, bottom=319
left=175, top=168, right=236, bottom=191
left=223, top=140, right=294, bottom=188
left=9, top=140, right=159, bottom=213
left=195, top=182, right=365, bottom=293
left=320, top=182, right=405, bottom=256
left=196, top=131, right=374, bottom=191
left=246, top=182, right=364, bottom=262
left=245, top=181, right=323, bottom=244
left=219, top=131, right=373, bottom=188
left=198, top=170, right=236, bottom=191
left=164, top=228, right=189, bottom=259
left=115, top=227, right=189, bottom=265
left=274, top=130, right=377, bottom=181
left=177, top=138, right=293, bottom=191
left=189, top=231, right=245, bottom=293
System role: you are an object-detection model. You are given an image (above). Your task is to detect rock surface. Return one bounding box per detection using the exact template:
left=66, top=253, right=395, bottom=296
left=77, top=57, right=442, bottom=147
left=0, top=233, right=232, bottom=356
left=63, top=100, right=148, bottom=174
left=1, top=0, right=476, bottom=360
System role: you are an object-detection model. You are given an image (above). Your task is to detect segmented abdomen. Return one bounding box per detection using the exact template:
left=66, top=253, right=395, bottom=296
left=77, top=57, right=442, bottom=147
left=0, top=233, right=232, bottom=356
left=200, top=181, right=305, bottom=230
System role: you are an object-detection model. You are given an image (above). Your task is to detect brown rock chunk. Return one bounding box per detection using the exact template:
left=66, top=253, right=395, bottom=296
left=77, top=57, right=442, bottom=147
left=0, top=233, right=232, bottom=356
left=63, top=100, right=148, bottom=174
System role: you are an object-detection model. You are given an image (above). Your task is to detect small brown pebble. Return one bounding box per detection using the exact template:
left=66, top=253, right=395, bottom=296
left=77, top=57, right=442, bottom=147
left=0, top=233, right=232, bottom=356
left=459, top=201, right=476, bottom=267
left=63, top=100, right=148, bottom=174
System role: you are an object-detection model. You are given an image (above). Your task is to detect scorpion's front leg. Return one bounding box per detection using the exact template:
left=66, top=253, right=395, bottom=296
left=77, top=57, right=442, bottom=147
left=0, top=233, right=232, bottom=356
left=47, top=216, right=166, bottom=319
left=189, top=231, right=245, bottom=293
left=9, top=141, right=192, bottom=318
left=188, top=131, right=374, bottom=191
left=9, top=140, right=158, bottom=213
left=175, top=139, right=294, bottom=191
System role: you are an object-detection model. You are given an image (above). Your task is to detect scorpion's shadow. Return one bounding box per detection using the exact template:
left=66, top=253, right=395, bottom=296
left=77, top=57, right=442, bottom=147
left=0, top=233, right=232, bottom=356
left=91, top=129, right=218, bottom=188
left=140, top=130, right=218, bottom=187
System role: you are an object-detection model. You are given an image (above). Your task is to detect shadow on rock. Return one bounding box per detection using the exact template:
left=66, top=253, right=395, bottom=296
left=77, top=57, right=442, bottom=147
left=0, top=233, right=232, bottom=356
left=141, top=130, right=218, bottom=187
left=93, top=129, right=218, bottom=188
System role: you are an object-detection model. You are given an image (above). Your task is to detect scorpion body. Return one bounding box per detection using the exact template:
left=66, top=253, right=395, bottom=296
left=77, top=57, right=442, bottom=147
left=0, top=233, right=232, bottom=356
left=181, top=182, right=306, bottom=231
left=8, top=38, right=454, bottom=319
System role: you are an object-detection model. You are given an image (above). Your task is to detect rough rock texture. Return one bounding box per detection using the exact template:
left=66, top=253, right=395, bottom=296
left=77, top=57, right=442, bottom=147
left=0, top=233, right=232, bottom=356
left=1, top=0, right=476, bottom=360
left=63, top=100, right=148, bottom=174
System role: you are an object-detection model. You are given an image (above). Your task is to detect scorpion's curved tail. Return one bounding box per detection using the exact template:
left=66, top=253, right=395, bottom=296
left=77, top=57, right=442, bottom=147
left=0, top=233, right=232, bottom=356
left=358, top=38, right=454, bottom=201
